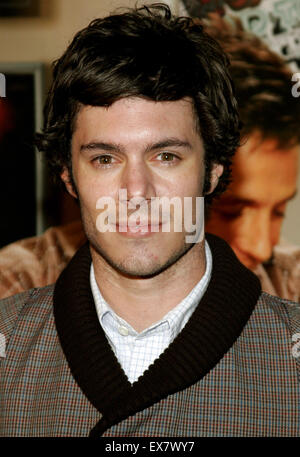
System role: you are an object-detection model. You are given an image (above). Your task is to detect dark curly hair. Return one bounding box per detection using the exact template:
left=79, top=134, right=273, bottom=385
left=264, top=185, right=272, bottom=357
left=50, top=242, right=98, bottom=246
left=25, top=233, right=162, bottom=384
left=35, top=3, right=241, bottom=205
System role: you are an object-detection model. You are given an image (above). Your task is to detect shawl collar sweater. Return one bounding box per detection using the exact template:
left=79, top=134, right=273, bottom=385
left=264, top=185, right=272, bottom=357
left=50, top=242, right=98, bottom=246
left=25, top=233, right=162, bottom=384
left=53, top=233, right=261, bottom=436
left=1, top=234, right=299, bottom=436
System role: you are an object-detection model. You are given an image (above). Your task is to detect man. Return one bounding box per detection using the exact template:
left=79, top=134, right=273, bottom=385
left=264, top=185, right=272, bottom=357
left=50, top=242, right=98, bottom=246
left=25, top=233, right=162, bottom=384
left=0, top=5, right=299, bottom=437
left=204, top=16, right=300, bottom=302
left=0, top=14, right=299, bottom=303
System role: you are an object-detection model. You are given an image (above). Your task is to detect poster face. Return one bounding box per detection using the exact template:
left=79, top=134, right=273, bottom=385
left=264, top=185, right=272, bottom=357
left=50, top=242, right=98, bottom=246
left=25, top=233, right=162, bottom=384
left=181, top=0, right=300, bottom=273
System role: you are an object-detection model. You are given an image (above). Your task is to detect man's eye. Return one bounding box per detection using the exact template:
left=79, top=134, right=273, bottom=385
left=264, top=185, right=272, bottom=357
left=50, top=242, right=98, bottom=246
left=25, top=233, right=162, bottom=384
left=272, top=203, right=287, bottom=219
left=99, top=155, right=112, bottom=164
left=273, top=209, right=285, bottom=218
left=214, top=208, right=243, bottom=220
left=93, top=155, right=114, bottom=166
left=157, top=152, right=178, bottom=162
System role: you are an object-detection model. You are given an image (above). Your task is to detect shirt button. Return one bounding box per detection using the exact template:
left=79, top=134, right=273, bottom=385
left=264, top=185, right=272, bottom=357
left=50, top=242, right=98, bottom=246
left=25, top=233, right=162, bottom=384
left=118, top=325, right=129, bottom=336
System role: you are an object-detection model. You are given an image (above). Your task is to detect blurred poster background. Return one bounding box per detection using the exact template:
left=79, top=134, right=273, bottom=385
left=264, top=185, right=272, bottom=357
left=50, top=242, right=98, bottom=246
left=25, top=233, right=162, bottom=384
left=180, top=0, right=300, bottom=70
left=178, top=0, right=300, bottom=247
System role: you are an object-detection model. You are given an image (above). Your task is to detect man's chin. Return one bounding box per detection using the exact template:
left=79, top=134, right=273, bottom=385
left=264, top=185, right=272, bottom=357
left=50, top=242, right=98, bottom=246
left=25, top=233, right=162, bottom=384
left=108, top=259, right=166, bottom=279
left=89, top=239, right=194, bottom=279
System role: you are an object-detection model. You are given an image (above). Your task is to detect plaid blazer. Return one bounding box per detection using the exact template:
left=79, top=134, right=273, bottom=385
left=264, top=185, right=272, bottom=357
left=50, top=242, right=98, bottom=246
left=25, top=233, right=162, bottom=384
left=0, top=238, right=300, bottom=437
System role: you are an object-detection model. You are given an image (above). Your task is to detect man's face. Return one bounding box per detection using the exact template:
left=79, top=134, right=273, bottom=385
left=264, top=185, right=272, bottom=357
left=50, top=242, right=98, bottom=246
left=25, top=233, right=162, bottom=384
left=63, top=97, right=221, bottom=277
left=206, top=130, right=299, bottom=271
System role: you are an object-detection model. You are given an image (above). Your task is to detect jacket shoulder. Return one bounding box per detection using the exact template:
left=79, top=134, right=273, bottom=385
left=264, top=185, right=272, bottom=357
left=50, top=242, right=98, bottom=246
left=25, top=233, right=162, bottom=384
left=258, top=291, right=300, bottom=334
left=270, top=242, right=300, bottom=302
left=0, top=285, right=55, bottom=357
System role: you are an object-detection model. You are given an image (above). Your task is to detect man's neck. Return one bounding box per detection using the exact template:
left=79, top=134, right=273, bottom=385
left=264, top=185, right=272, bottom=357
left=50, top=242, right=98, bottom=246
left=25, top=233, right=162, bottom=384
left=90, top=242, right=207, bottom=332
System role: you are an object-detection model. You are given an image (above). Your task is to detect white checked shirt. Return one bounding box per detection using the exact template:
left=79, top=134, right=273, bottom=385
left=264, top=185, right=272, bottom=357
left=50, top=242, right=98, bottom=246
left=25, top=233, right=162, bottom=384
left=90, top=241, right=212, bottom=383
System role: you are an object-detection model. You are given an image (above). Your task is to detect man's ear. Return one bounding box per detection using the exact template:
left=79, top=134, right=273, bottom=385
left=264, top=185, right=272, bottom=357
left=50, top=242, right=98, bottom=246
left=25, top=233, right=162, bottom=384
left=207, top=163, right=224, bottom=195
left=60, top=168, right=78, bottom=199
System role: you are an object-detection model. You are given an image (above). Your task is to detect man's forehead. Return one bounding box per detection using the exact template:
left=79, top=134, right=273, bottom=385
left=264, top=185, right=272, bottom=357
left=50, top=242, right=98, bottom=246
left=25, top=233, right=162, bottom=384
left=216, top=191, right=297, bottom=207
left=239, top=130, right=300, bottom=156
left=72, top=97, right=200, bottom=139
left=232, top=136, right=299, bottom=184
left=75, top=96, right=195, bottom=115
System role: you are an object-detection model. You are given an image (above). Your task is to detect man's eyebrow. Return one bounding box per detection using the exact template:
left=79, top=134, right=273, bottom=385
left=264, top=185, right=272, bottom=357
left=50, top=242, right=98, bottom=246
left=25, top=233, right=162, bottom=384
left=80, top=142, right=123, bottom=153
left=80, top=138, right=192, bottom=154
left=144, top=138, right=193, bottom=152
left=217, top=196, right=254, bottom=206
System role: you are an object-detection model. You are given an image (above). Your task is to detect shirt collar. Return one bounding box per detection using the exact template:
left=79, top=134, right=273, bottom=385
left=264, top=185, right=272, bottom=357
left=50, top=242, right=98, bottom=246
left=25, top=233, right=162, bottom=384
left=90, top=241, right=212, bottom=337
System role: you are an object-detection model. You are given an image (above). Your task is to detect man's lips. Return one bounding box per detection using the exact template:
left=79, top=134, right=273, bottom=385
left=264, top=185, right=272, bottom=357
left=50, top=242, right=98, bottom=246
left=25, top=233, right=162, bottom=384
left=114, top=221, right=162, bottom=234
left=116, top=222, right=161, bottom=229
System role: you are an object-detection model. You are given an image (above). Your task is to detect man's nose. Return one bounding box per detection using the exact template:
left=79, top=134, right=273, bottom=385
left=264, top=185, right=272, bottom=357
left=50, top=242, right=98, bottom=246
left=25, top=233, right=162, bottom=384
left=120, top=160, right=155, bottom=200
left=238, top=214, right=274, bottom=267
